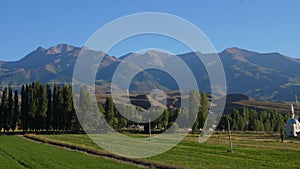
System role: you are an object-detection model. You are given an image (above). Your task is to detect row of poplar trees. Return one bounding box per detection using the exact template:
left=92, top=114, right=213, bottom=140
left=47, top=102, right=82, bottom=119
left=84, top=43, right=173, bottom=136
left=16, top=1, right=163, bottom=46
left=0, top=82, right=210, bottom=133
left=0, top=81, right=81, bottom=132
left=2, top=81, right=287, bottom=134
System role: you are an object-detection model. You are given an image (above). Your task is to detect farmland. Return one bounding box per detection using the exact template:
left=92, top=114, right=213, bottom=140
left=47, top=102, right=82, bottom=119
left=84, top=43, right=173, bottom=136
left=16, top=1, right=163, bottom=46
left=38, top=133, right=300, bottom=169
left=0, top=136, right=140, bottom=169
left=0, top=130, right=300, bottom=169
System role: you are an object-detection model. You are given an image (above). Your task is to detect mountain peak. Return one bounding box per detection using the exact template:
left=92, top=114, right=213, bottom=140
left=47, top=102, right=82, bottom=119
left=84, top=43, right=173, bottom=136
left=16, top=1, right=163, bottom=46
left=220, top=47, right=260, bottom=61
left=222, top=47, right=258, bottom=55
left=46, top=43, right=76, bottom=55
left=143, top=50, right=174, bottom=57
left=36, top=46, right=46, bottom=52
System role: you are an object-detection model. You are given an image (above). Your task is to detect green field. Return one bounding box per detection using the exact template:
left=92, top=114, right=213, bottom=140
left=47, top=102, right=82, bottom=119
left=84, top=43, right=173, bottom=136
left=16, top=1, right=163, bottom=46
left=0, top=136, right=140, bottom=169
left=40, top=133, right=300, bottom=169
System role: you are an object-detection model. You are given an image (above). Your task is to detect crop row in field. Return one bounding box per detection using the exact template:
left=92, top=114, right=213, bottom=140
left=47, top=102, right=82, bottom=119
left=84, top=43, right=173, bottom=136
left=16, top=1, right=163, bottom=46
left=0, top=136, right=140, bottom=169
left=40, top=133, right=300, bottom=169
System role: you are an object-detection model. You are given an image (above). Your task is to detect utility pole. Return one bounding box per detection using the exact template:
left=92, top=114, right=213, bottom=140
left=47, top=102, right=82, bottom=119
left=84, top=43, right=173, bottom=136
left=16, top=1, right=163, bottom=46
left=227, top=119, right=233, bottom=153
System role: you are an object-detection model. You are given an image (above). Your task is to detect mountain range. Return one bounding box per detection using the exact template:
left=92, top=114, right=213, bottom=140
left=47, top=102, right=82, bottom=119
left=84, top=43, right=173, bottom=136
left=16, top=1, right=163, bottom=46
left=1, top=43, right=300, bottom=102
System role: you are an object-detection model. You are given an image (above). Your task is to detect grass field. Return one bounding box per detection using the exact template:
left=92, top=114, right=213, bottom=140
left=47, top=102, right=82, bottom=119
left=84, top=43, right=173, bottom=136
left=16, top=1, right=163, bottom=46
left=40, top=133, right=300, bottom=169
left=0, top=136, right=140, bottom=169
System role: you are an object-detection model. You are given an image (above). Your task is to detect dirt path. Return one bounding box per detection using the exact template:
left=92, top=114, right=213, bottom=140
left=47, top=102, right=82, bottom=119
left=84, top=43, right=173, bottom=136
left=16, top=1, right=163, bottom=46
left=21, top=135, right=185, bottom=169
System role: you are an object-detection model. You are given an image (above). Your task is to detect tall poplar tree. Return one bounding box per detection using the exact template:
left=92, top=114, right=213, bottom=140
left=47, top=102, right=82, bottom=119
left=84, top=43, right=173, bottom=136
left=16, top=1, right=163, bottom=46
left=52, top=84, right=59, bottom=130
left=189, top=90, right=200, bottom=133
left=57, top=86, right=64, bottom=130
left=12, top=90, right=19, bottom=131
left=36, top=81, right=48, bottom=130
left=63, top=85, right=73, bottom=130
left=28, top=82, right=37, bottom=130
left=7, top=87, right=14, bottom=131
left=1, top=88, right=8, bottom=132
left=105, top=97, right=115, bottom=127
left=45, top=84, right=52, bottom=131
left=199, top=92, right=209, bottom=129
left=21, top=85, right=29, bottom=132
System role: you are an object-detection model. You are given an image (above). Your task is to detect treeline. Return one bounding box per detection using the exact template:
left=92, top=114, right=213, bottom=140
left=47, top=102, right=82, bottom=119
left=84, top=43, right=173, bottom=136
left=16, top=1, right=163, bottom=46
left=217, top=107, right=289, bottom=133
left=0, top=81, right=129, bottom=133
left=0, top=83, right=210, bottom=133
left=77, top=90, right=209, bottom=133
left=0, top=81, right=291, bottom=134
left=0, top=81, right=81, bottom=132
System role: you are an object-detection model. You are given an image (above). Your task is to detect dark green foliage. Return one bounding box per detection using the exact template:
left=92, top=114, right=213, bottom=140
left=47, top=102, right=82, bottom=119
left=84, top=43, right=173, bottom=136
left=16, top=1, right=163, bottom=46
left=12, top=90, right=19, bottom=131
left=21, top=85, right=29, bottom=131
left=105, top=97, right=115, bottom=127
left=1, top=88, right=9, bottom=131
left=62, top=85, right=72, bottom=130
left=28, top=83, right=37, bottom=130
left=161, top=109, right=169, bottom=130
left=0, top=82, right=82, bottom=133
left=191, top=91, right=208, bottom=133
left=57, top=86, right=64, bottom=130
left=52, top=84, right=59, bottom=130
left=217, top=107, right=287, bottom=132
left=199, top=92, right=209, bottom=129
left=189, top=90, right=200, bottom=133
left=7, top=87, right=14, bottom=131
left=45, top=84, right=52, bottom=131
left=36, top=81, right=48, bottom=130
left=0, top=82, right=292, bottom=134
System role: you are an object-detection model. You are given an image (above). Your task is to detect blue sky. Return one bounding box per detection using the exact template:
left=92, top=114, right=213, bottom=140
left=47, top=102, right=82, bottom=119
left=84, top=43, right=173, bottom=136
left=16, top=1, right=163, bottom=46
left=0, top=0, right=300, bottom=61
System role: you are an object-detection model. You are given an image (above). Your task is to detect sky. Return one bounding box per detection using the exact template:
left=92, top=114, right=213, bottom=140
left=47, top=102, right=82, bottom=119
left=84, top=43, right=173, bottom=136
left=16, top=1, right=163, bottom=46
left=0, top=0, right=300, bottom=61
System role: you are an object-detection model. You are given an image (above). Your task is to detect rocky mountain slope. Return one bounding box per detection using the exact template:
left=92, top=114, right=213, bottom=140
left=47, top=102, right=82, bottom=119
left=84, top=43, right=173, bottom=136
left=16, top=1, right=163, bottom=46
left=1, top=44, right=299, bottom=101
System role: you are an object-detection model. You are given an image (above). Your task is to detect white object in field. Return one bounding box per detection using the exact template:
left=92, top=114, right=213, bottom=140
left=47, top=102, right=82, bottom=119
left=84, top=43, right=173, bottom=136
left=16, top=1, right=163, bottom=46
left=290, top=104, right=295, bottom=119
left=285, top=104, right=300, bottom=137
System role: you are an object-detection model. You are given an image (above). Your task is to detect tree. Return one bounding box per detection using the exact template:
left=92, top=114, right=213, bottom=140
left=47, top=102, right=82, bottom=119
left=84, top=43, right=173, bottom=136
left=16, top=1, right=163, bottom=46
left=241, top=107, right=249, bottom=131
left=12, top=90, right=19, bottom=131
left=168, top=108, right=178, bottom=126
left=7, top=87, right=14, bottom=131
left=105, top=97, right=115, bottom=128
left=199, top=92, right=208, bottom=129
left=178, top=107, right=189, bottom=128
left=45, top=84, right=52, bottom=131
left=248, top=109, right=258, bottom=131
left=280, top=128, right=285, bottom=143
left=79, top=87, right=99, bottom=133
left=161, top=109, right=169, bottom=131
left=231, top=109, right=239, bottom=130
left=1, top=88, right=8, bottom=132
left=70, top=98, right=81, bottom=132
left=113, top=107, right=127, bottom=130
left=57, top=86, right=64, bottom=130
left=273, top=112, right=285, bottom=132
left=189, top=90, right=200, bottom=133
left=21, top=85, right=29, bottom=132
left=28, top=83, right=37, bottom=131
left=62, top=85, right=73, bottom=130
left=217, top=114, right=230, bottom=130
left=52, top=84, right=59, bottom=130
left=36, top=81, right=48, bottom=130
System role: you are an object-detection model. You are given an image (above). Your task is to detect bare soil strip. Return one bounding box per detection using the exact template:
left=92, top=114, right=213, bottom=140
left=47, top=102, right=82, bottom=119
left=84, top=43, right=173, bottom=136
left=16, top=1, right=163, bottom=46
left=23, top=134, right=185, bottom=169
